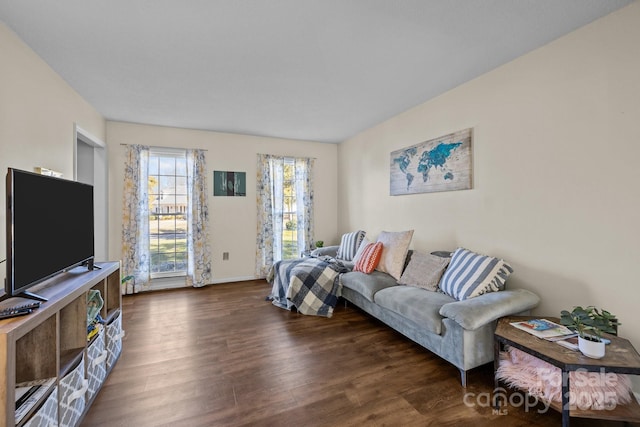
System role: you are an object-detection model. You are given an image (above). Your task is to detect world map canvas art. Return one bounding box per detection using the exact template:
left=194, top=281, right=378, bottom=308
left=390, top=128, right=472, bottom=195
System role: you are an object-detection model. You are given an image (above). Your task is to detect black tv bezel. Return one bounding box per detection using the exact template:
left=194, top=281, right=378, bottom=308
left=5, top=168, right=95, bottom=301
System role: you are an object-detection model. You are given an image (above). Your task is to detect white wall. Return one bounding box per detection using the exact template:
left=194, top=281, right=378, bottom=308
left=339, top=2, right=640, bottom=350
left=0, top=23, right=106, bottom=286
left=107, top=121, right=338, bottom=282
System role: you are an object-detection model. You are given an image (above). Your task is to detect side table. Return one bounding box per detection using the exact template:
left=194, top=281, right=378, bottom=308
left=494, top=316, right=640, bottom=427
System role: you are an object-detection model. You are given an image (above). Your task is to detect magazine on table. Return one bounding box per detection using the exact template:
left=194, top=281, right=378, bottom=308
left=510, top=318, right=576, bottom=340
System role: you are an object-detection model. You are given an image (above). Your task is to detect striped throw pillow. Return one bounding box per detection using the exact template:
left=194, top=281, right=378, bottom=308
left=351, top=237, right=371, bottom=265
left=439, top=248, right=513, bottom=301
left=353, top=242, right=383, bottom=274
left=336, top=230, right=366, bottom=261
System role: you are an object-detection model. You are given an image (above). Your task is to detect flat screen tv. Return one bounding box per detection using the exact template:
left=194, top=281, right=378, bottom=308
left=5, top=168, right=95, bottom=301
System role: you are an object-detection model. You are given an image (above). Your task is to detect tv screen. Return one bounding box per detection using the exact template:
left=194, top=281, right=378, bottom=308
left=6, top=168, right=94, bottom=300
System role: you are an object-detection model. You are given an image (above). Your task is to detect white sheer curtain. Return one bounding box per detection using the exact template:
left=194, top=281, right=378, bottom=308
left=272, top=157, right=285, bottom=261
left=121, top=144, right=151, bottom=294
left=295, top=158, right=314, bottom=257
left=255, top=154, right=314, bottom=278
left=186, top=149, right=212, bottom=287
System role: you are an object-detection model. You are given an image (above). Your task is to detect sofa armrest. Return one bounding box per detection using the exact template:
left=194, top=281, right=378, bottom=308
left=310, top=245, right=339, bottom=258
left=439, top=289, right=540, bottom=331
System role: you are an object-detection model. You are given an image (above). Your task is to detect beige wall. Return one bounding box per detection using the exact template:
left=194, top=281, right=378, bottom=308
left=339, top=2, right=640, bottom=349
left=106, top=121, right=338, bottom=282
left=0, top=23, right=106, bottom=284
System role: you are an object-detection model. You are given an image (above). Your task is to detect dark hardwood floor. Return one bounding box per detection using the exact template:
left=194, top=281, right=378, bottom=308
left=81, top=280, right=636, bottom=426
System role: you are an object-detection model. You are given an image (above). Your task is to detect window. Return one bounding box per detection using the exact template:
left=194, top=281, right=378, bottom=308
left=282, top=158, right=297, bottom=260
left=255, top=154, right=314, bottom=276
left=148, top=149, right=188, bottom=276
left=122, top=145, right=211, bottom=293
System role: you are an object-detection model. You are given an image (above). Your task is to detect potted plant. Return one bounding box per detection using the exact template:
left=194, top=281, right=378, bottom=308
left=315, top=240, right=324, bottom=248
left=560, top=306, right=620, bottom=359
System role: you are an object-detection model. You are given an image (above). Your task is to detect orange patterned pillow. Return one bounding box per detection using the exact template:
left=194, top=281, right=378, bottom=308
left=353, top=242, right=383, bottom=274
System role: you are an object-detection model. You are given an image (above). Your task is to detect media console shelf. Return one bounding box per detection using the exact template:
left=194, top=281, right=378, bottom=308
left=0, top=262, right=123, bottom=427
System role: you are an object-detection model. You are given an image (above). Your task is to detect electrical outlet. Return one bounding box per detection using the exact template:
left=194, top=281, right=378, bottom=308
left=223, top=252, right=229, bottom=261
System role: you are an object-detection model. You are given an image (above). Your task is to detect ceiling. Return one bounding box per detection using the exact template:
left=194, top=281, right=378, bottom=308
left=0, top=1, right=632, bottom=143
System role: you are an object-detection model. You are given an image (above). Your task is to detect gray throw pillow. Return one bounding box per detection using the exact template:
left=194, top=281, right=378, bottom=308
left=398, top=252, right=450, bottom=291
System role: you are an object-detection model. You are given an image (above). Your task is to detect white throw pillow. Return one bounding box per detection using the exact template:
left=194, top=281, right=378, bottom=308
left=375, top=230, right=414, bottom=281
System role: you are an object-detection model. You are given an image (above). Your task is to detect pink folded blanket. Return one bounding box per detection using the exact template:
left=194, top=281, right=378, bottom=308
left=496, top=347, right=633, bottom=410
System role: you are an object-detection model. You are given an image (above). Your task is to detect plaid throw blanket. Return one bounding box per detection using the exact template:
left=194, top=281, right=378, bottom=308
left=267, top=256, right=349, bottom=317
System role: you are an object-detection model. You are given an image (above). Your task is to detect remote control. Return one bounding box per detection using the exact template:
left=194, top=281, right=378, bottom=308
left=11, top=302, right=41, bottom=311
left=0, top=302, right=41, bottom=320
left=0, top=308, right=33, bottom=320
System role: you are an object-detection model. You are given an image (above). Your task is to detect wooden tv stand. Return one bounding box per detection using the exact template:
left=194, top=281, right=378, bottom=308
left=0, top=262, right=123, bottom=427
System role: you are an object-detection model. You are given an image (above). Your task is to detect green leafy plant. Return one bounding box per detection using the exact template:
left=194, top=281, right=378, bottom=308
left=560, top=306, right=619, bottom=342
left=315, top=240, right=324, bottom=248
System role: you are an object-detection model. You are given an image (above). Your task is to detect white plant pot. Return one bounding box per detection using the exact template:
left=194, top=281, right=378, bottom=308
left=578, top=336, right=606, bottom=359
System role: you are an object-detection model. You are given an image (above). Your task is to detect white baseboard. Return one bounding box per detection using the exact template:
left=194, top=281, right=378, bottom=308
left=149, top=277, right=187, bottom=291
left=210, top=276, right=259, bottom=284
left=145, top=275, right=262, bottom=292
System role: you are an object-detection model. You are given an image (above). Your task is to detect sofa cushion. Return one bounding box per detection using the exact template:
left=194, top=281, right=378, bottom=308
left=439, top=248, right=513, bottom=301
left=353, top=242, right=383, bottom=274
left=340, top=270, right=398, bottom=302
left=375, top=230, right=414, bottom=281
left=374, top=286, right=456, bottom=335
left=398, top=252, right=450, bottom=291
left=336, top=230, right=366, bottom=261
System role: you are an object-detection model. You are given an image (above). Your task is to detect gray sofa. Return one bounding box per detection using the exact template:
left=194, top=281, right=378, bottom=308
left=312, top=246, right=540, bottom=387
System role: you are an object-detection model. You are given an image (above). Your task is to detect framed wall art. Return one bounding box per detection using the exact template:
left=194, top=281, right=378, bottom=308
left=390, top=128, right=472, bottom=195
left=213, top=170, right=246, bottom=196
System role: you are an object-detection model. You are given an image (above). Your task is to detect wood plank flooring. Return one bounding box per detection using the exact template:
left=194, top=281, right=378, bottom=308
left=81, top=280, right=637, bottom=426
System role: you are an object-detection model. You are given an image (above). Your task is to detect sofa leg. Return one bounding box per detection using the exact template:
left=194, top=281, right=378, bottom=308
left=460, top=369, right=467, bottom=388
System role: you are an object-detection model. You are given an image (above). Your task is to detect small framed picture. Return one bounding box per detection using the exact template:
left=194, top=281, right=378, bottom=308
left=213, top=171, right=246, bottom=196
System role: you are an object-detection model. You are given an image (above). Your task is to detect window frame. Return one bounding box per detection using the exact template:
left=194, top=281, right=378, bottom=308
left=148, top=147, right=189, bottom=279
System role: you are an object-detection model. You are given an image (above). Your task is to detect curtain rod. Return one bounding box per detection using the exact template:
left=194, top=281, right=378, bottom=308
left=119, top=143, right=208, bottom=151
left=257, top=153, right=317, bottom=160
